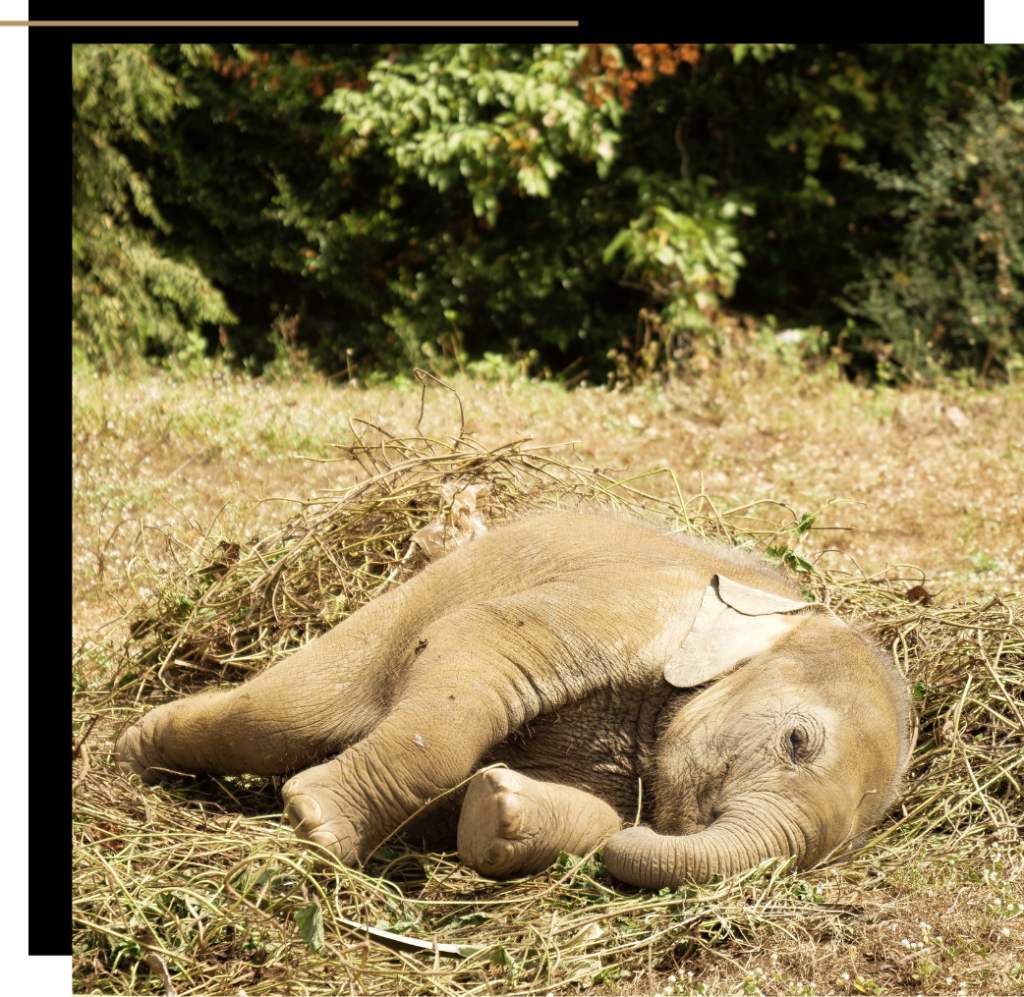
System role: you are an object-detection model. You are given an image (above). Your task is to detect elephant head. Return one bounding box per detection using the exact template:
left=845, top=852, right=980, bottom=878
left=604, top=575, right=911, bottom=888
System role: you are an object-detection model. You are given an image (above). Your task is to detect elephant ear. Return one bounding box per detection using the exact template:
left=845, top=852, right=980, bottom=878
left=663, top=574, right=809, bottom=688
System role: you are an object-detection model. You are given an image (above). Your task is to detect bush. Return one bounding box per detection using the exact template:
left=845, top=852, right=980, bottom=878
left=838, top=94, right=1024, bottom=383
left=72, top=44, right=236, bottom=371
left=603, top=169, right=754, bottom=333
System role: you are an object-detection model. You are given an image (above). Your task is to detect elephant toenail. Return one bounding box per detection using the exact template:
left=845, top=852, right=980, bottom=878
left=285, top=794, right=323, bottom=833
left=309, top=829, right=341, bottom=852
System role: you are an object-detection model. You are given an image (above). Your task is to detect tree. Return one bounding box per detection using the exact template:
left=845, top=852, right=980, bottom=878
left=72, top=44, right=235, bottom=370
left=839, top=93, right=1024, bottom=382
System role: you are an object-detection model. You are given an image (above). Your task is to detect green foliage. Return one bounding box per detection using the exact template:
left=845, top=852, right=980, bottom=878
left=838, top=94, right=1024, bottom=381
left=294, top=901, right=325, bottom=954
left=660, top=45, right=1020, bottom=329
left=765, top=545, right=815, bottom=575
left=72, top=43, right=1024, bottom=380
left=326, top=44, right=623, bottom=221
left=72, top=44, right=236, bottom=371
left=603, top=169, right=753, bottom=330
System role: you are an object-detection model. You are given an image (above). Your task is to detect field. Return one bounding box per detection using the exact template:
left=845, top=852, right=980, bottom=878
left=72, top=362, right=1023, bottom=996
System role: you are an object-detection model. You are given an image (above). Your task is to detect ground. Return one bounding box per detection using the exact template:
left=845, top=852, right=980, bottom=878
left=72, top=368, right=1022, bottom=641
left=72, top=365, right=1024, bottom=996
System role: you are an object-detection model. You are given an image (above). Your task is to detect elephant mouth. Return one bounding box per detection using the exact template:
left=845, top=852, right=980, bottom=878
left=651, top=749, right=730, bottom=838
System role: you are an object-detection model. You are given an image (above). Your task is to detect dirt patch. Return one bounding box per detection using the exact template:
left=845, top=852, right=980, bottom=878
left=73, top=370, right=1023, bottom=643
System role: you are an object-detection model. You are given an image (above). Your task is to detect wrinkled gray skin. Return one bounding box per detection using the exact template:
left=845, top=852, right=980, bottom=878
left=116, top=513, right=911, bottom=888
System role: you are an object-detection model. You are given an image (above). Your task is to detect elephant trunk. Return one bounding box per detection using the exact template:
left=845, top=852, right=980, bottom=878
left=603, top=814, right=803, bottom=889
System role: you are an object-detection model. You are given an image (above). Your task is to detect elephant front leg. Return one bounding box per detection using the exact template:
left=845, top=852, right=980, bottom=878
left=280, top=692, right=503, bottom=866
left=457, top=769, right=623, bottom=878
left=279, top=586, right=625, bottom=867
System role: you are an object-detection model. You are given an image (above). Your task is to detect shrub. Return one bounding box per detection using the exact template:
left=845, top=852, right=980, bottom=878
left=838, top=94, right=1024, bottom=382
left=72, top=44, right=236, bottom=371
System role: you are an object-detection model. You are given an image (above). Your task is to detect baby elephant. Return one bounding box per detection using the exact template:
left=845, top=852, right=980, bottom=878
left=116, top=512, right=911, bottom=888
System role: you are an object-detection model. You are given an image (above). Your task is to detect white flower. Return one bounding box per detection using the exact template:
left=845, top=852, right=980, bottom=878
left=1002, top=927, right=1010, bottom=937
left=842, top=972, right=850, bottom=981
left=946, top=978, right=953, bottom=984
left=668, top=976, right=676, bottom=983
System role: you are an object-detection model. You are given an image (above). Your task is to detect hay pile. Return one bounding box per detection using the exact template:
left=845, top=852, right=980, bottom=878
left=72, top=414, right=1023, bottom=996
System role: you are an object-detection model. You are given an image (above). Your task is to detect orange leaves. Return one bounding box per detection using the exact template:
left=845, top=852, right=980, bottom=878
left=333, top=75, right=370, bottom=93
left=634, top=42, right=701, bottom=80
left=575, top=44, right=702, bottom=111
left=212, top=48, right=362, bottom=99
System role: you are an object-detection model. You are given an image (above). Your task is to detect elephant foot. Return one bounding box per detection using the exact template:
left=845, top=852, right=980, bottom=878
left=457, top=768, right=553, bottom=878
left=114, top=717, right=162, bottom=783
left=281, top=766, right=361, bottom=867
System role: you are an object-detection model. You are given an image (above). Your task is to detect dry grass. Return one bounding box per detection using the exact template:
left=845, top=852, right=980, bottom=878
left=72, top=366, right=1023, bottom=996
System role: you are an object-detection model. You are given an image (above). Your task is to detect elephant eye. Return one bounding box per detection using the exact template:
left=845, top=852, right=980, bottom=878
left=787, top=727, right=806, bottom=759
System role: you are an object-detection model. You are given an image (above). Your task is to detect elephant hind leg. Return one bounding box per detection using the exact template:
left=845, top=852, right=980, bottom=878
left=115, top=662, right=387, bottom=781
